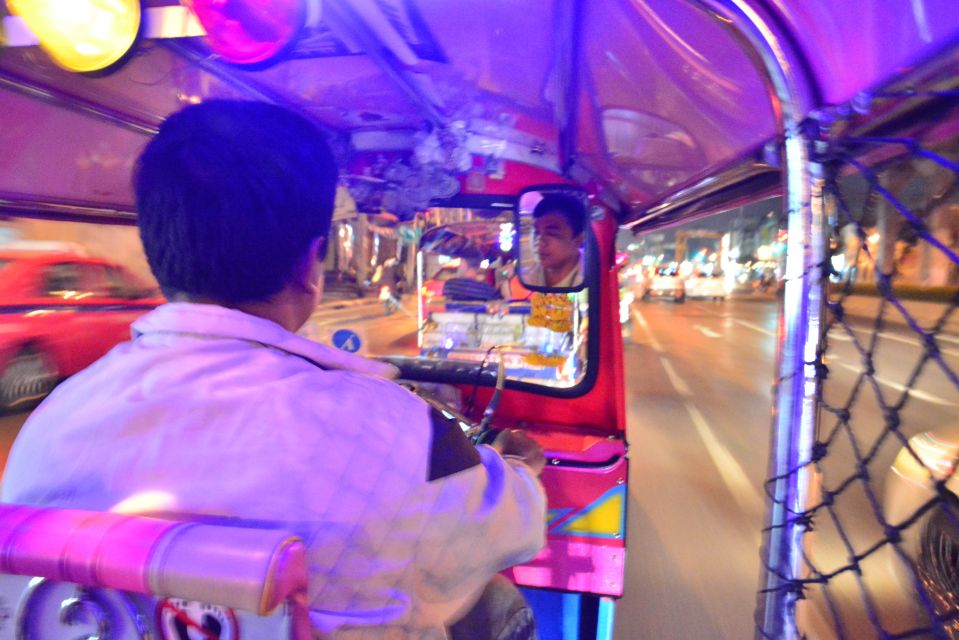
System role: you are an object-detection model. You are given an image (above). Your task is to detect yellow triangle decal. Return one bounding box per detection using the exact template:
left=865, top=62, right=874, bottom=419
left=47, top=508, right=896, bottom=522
left=559, top=488, right=624, bottom=537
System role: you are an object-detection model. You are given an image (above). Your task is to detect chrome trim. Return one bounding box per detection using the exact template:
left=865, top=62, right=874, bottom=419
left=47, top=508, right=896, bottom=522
left=0, top=70, right=159, bottom=135
left=17, top=580, right=116, bottom=640
left=0, top=193, right=136, bottom=223
left=59, top=589, right=113, bottom=640
left=14, top=577, right=46, bottom=640
left=689, top=2, right=822, bottom=640
left=622, top=157, right=779, bottom=231
left=13, top=578, right=152, bottom=640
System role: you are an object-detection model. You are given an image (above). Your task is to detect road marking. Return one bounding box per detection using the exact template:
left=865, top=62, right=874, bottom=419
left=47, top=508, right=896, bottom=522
left=632, top=308, right=664, bottom=352
left=829, top=327, right=959, bottom=358
left=837, top=363, right=956, bottom=406
left=875, top=331, right=920, bottom=347
left=685, top=401, right=764, bottom=514
left=826, top=330, right=852, bottom=342
left=656, top=356, right=763, bottom=515
left=876, top=331, right=959, bottom=357
left=734, top=319, right=775, bottom=337
left=872, top=331, right=959, bottom=358
left=693, top=324, right=721, bottom=338
left=660, top=357, right=691, bottom=396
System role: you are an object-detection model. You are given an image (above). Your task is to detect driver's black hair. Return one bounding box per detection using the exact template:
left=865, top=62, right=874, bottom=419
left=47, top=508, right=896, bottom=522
left=531, top=193, right=585, bottom=237
left=134, top=100, right=337, bottom=304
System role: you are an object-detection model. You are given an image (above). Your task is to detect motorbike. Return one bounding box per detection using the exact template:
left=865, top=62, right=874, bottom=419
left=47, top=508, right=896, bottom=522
left=378, top=283, right=401, bottom=315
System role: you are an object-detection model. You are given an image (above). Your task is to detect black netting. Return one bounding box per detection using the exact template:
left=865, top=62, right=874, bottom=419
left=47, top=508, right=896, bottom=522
left=760, top=88, right=959, bottom=639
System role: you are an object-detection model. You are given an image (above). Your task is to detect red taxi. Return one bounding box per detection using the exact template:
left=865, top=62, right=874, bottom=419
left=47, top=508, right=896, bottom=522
left=0, top=248, right=163, bottom=411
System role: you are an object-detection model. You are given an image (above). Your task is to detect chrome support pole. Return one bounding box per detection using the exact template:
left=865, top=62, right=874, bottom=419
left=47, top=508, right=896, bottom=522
left=689, top=2, right=824, bottom=638
left=762, top=158, right=826, bottom=639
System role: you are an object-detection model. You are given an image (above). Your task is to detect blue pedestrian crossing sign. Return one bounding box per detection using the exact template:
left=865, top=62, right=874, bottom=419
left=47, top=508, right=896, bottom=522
left=331, top=328, right=362, bottom=353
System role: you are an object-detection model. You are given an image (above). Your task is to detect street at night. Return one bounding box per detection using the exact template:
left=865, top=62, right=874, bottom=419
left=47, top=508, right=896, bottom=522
left=618, top=292, right=958, bottom=639
left=4, top=2, right=959, bottom=637
left=618, top=294, right=777, bottom=640
left=3, top=291, right=952, bottom=638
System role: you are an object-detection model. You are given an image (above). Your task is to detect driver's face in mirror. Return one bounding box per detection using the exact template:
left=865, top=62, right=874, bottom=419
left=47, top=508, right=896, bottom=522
left=524, top=194, right=585, bottom=288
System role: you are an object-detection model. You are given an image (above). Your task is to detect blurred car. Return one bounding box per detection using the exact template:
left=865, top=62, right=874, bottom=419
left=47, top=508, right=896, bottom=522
left=643, top=270, right=685, bottom=303
left=685, top=274, right=728, bottom=300
left=0, top=248, right=164, bottom=411
left=881, top=427, right=959, bottom=626
left=620, top=266, right=651, bottom=300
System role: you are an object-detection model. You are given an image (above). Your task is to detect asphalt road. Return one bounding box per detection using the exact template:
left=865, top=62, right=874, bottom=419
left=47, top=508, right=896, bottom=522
left=1, top=294, right=955, bottom=639
left=615, top=295, right=777, bottom=640
left=617, top=293, right=958, bottom=640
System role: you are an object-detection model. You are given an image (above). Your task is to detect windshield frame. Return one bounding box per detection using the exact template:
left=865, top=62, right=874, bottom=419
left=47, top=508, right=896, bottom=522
left=384, top=226, right=601, bottom=399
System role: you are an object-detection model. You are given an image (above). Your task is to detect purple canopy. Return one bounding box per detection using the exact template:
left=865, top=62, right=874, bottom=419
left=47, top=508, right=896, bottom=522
left=1, top=0, right=957, bottom=226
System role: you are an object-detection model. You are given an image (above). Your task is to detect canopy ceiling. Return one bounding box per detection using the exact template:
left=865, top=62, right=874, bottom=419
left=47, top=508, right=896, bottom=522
left=1, top=1, right=958, bottom=227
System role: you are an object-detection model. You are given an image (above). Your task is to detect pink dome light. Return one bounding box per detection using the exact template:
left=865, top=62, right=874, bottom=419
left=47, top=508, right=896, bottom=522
left=184, top=0, right=305, bottom=65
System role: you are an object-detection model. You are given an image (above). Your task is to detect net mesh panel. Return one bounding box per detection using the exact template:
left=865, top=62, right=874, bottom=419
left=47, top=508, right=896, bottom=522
left=761, top=87, right=959, bottom=639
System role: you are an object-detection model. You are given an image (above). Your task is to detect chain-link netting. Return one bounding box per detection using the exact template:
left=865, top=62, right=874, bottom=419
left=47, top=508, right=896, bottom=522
left=759, top=85, right=959, bottom=639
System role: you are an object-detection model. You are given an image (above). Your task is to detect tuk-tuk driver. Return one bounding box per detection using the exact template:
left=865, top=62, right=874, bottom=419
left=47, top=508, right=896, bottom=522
left=523, top=194, right=585, bottom=288
left=2, top=101, right=547, bottom=640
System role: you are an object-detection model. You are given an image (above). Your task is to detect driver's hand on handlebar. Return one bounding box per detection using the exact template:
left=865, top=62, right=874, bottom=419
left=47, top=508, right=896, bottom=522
left=491, top=429, right=546, bottom=477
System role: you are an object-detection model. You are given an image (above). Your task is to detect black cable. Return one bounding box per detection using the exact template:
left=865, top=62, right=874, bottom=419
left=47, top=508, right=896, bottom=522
left=464, top=345, right=499, bottom=416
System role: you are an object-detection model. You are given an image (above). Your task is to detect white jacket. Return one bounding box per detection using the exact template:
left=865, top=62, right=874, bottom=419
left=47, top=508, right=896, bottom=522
left=2, top=302, right=546, bottom=639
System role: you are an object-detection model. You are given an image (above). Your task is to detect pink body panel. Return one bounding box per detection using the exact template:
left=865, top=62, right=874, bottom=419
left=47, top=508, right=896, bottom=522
left=508, top=435, right=628, bottom=596
left=506, top=538, right=626, bottom=597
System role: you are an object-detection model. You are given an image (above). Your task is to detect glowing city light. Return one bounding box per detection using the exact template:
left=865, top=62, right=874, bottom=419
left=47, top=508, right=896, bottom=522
left=499, top=222, right=515, bottom=252
left=7, top=0, right=141, bottom=73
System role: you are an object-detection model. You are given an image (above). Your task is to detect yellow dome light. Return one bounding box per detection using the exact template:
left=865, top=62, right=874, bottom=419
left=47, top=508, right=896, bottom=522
left=6, top=0, right=141, bottom=73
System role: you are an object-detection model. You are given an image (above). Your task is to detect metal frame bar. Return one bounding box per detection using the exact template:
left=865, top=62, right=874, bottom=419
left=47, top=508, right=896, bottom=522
left=320, top=1, right=446, bottom=128
left=554, top=0, right=584, bottom=175
left=0, top=69, right=159, bottom=135
left=0, top=193, right=137, bottom=223
left=688, top=2, right=823, bottom=639
left=160, top=41, right=334, bottom=135
left=622, top=156, right=780, bottom=231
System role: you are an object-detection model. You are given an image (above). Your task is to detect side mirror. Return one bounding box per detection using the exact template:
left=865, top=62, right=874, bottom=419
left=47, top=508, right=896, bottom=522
left=515, top=185, right=589, bottom=292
